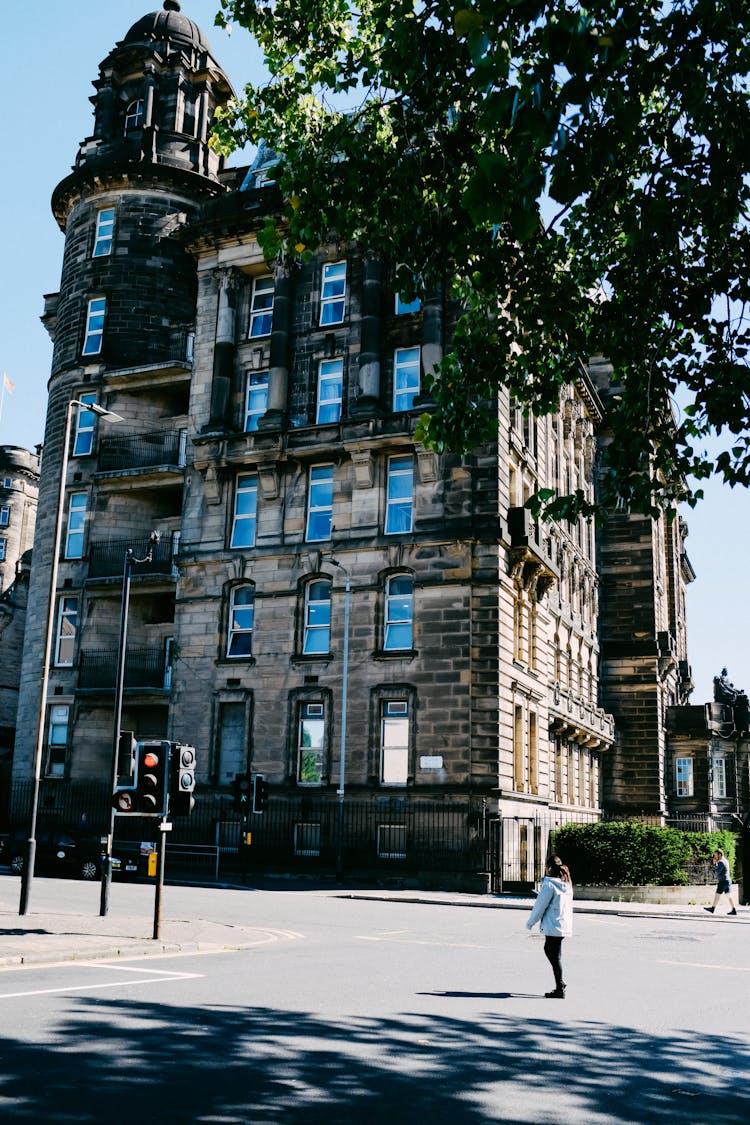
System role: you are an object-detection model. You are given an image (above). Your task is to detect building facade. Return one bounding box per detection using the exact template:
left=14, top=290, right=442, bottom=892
left=12, top=3, right=719, bottom=880
left=0, top=445, right=40, bottom=807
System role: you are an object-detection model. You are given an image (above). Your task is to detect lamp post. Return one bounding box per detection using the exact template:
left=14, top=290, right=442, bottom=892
left=328, top=558, right=351, bottom=881
left=100, top=530, right=161, bottom=917
left=20, top=399, right=123, bottom=915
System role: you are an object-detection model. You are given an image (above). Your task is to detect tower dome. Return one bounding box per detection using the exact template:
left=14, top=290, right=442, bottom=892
left=121, top=2, right=211, bottom=54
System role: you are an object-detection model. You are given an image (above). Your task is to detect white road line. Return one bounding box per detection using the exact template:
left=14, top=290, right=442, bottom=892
left=658, top=959, right=750, bottom=973
left=356, top=935, right=490, bottom=950
left=0, top=969, right=203, bottom=1000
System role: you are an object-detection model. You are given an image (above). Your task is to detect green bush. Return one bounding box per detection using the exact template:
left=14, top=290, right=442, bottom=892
left=550, top=822, right=737, bottom=886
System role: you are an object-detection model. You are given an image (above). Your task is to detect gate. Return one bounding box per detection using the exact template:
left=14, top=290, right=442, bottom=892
left=487, top=816, right=549, bottom=893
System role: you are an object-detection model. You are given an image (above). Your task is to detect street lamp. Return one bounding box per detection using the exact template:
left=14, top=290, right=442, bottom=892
left=100, top=529, right=161, bottom=917
left=328, top=557, right=351, bottom=881
left=20, top=399, right=123, bottom=915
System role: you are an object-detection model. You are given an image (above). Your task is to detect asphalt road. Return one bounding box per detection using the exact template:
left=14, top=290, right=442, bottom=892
left=0, top=881, right=748, bottom=1124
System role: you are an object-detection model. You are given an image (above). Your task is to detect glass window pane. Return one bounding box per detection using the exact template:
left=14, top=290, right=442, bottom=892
left=231, top=476, right=258, bottom=548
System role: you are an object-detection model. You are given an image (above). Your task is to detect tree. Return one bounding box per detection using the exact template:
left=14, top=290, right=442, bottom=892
left=212, top=0, right=750, bottom=517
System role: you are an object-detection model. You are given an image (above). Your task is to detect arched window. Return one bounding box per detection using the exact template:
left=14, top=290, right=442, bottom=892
left=384, top=574, right=413, bottom=650
left=124, top=99, right=144, bottom=132
left=302, top=580, right=331, bottom=655
left=227, top=585, right=255, bottom=657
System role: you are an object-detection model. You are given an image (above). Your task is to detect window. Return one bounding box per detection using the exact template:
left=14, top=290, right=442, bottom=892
left=244, top=371, right=268, bottom=432
left=306, top=465, right=334, bottom=542
left=3, top=477, right=11, bottom=488
left=393, top=347, right=421, bottom=412
left=294, top=822, right=321, bottom=856
left=377, top=824, right=407, bottom=859
left=54, top=596, right=78, bottom=666
left=0, top=507, right=8, bottom=526
left=316, top=358, right=343, bottom=424
left=216, top=702, right=247, bottom=787
left=298, top=701, right=326, bottom=784
left=82, top=297, right=106, bottom=356
left=395, top=293, right=421, bottom=315
left=65, top=493, right=88, bottom=558
left=0, top=539, right=5, bottom=562
left=384, top=575, right=413, bottom=650
left=230, top=474, right=258, bottom=548
left=712, top=756, right=727, bottom=799
left=248, top=276, right=274, bottom=338
left=320, top=261, right=346, bottom=325
left=385, top=455, right=413, bottom=534
left=125, top=98, right=144, bottom=131
left=93, top=208, right=115, bottom=257
left=381, top=700, right=410, bottom=784
left=73, top=393, right=98, bottom=456
left=675, top=756, right=694, bottom=797
left=46, top=704, right=69, bottom=777
left=227, top=585, right=255, bottom=657
left=513, top=704, right=524, bottom=791
left=302, top=580, right=331, bottom=655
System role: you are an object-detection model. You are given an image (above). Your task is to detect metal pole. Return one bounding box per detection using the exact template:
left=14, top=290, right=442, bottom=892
left=100, top=550, right=133, bottom=917
left=153, top=819, right=168, bottom=940
left=335, top=568, right=351, bottom=881
left=20, top=401, right=122, bottom=916
left=19, top=401, right=75, bottom=915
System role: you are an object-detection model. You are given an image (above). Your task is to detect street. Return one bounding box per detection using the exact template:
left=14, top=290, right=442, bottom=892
left=0, top=880, right=748, bottom=1123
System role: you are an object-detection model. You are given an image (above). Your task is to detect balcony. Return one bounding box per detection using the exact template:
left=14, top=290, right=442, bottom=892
left=98, top=429, right=186, bottom=474
left=549, top=685, right=615, bottom=749
left=78, top=646, right=173, bottom=692
left=102, top=329, right=194, bottom=373
left=88, top=534, right=179, bottom=581
left=507, top=506, right=559, bottom=600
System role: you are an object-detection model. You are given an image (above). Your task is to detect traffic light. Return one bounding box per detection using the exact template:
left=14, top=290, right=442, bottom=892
left=136, top=740, right=169, bottom=815
left=252, top=774, right=270, bottom=814
left=233, top=774, right=251, bottom=813
left=117, top=730, right=137, bottom=779
left=170, top=743, right=196, bottom=816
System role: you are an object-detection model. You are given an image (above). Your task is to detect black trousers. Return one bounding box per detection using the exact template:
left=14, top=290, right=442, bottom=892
left=544, top=936, right=565, bottom=990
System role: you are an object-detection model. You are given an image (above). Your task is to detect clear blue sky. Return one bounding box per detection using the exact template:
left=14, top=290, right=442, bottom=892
left=1, top=2, right=747, bottom=705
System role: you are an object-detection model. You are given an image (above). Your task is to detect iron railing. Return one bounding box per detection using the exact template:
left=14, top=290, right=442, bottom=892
left=78, top=646, right=171, bottom=691
left=88, top=534, right=177, bottom=580
left=99, top=429, right=186, bottom=473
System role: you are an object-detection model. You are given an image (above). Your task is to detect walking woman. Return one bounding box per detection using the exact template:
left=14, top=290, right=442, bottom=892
left=526, top=855, right=573, bottom=998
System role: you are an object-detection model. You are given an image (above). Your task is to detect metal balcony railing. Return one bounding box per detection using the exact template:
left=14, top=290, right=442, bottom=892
left=78, top=646, right=172, bottom=691
left=88, top=534, right=178, bottom=580
left=102, top=328, right=194, bottom=372
left=99, top=429, right=186, bottom=473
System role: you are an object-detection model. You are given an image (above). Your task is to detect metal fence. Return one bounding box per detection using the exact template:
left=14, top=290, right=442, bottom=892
left=0, top=781, right=738, bottom=889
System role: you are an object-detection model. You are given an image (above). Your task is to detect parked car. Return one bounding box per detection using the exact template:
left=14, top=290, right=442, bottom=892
left=0, top=825, right=115, bottom=881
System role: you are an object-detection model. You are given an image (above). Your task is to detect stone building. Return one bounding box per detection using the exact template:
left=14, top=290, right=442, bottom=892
left=12, top=3, right=713, bottom=879
left=0, top=445, right=40, bottom=802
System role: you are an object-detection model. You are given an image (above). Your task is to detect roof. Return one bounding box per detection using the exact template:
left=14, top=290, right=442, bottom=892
left=121, top=1, right=211, bottom=53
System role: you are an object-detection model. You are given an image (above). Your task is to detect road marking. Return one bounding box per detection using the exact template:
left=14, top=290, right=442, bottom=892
left=658, top=959, right=750, bottom=973
left=0, top=966, right=202, bottom=1000
left=356, top=935, right=490, bottom=950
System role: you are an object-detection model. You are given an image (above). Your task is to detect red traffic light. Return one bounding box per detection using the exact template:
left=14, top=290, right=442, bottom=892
left=143, top=751, right=159, bottom=770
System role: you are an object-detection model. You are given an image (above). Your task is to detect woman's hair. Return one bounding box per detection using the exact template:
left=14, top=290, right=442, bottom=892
left=546, top=854, right=572, bottom=883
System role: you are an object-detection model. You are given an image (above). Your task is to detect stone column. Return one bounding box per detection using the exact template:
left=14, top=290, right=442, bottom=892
left=351, top=253, right=382, bottom=417
left=208, top=268, right=239, bottom=429
left=258, top=262, right=291, bottom=431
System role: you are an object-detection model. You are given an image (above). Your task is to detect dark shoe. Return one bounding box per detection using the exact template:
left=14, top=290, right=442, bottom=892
left=704, top=907, right=715, bottom=913
left=545, top=988, right=565, bottom=999
left=729, top=909, right=738, bottom=916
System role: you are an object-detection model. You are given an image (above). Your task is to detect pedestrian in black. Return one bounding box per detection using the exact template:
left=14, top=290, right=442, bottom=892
left=704, top=848, right=738, bottom=915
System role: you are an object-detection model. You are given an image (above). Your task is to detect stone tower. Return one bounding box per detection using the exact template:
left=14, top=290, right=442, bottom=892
left=14, top=4, right=233, bottom=780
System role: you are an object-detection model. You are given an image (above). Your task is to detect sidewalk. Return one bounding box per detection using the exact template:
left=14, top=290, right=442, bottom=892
left=0, top=882, right=746, bottom=969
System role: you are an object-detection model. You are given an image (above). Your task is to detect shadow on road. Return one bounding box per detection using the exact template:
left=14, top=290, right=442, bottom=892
left=1, top=998, right=748, bottom=1123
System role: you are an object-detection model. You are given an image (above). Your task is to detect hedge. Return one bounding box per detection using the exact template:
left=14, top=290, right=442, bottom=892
left=550, top=822, right=737, bottom=886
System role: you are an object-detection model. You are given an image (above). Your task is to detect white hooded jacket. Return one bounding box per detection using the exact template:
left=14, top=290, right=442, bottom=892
left=526, top=876, right=574, bottom=937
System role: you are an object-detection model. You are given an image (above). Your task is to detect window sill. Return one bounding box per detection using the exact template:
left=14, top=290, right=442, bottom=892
left=216, top=656, right=256, bottom=667
left=291, top=653, right=334, bottom=666
left=372, top=648, right=418, bottom=661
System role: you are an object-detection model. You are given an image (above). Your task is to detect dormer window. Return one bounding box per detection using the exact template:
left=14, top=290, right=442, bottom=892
left=125, top=99, right=144, bottom=132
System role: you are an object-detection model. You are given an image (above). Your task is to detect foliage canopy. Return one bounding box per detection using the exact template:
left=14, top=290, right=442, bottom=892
left=212, top=0, right=750, bottom=517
